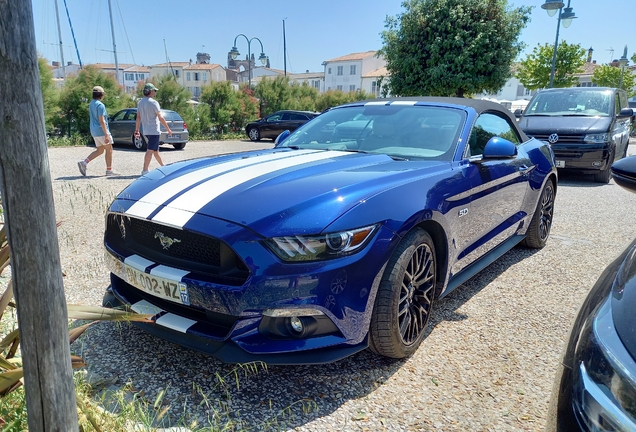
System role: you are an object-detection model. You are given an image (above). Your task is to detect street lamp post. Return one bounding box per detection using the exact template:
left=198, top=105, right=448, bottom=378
left=230, top=34, right=268, bottom=88
left=542, top=0, right=577, bottom=88
left=619, top=46, right=629, bottom=89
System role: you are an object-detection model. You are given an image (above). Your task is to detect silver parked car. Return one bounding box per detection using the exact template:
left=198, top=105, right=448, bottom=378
left=109, top=108, right=189, bottom=150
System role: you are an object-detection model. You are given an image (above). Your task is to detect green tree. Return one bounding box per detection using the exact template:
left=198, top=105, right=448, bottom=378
left=199, top=81, right=258, bottom=133
left=591, top=65, right=636, bottom=97
left=140, top=75, right=191, bottom=113
left=379, top=0, right=531, bottom=97
left=37, top=57, right=60, bottom=134
left=516, top=41, right=587, bottom=89
left=315, top=89, right=374, bottom=111
left=56, top=65, right=131, bottom=136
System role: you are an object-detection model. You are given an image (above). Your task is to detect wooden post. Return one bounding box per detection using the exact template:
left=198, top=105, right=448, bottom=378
left=0, top=1, right=79, bottom=430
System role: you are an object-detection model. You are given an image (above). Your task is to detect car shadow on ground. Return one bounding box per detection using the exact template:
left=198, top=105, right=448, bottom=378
left=556, top=170, right=614, bottom=187
left=74, top=245, right=539, bottom=430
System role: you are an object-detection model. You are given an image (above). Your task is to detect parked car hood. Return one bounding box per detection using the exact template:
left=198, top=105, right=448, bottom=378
left=519, top=115, right=612, bottom=136
left=611, top=239, right=636, bottom=361
left=114, top=148, right=448, bottom=237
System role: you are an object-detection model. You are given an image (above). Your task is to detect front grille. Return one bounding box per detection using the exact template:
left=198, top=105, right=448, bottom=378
left=528, top=134, right=583, bottom=144
left=105, top=213, right=249, bottom=285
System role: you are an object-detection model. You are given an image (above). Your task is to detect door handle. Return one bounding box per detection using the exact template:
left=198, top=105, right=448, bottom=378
left=519, top=165, right=530, bottom=172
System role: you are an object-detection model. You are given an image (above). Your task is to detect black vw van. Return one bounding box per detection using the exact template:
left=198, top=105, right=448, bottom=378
left=518, top=87, right=633, bottom=183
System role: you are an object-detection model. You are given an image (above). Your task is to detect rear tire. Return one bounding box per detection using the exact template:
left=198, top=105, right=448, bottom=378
left=369, top=228, right=436, bottom=359
left=522, top=179, right=555, bottom=249
left=248, top=128, right=260, bottom=142
left=172, top=143, right=186, bottom=150
left=133, top=134, right=147, bottom=151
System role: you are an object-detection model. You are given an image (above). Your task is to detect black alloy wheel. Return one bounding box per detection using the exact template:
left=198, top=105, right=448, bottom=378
left=369, top=228, right=436, bottom=358
left=522, top=179, right=555, bottom=249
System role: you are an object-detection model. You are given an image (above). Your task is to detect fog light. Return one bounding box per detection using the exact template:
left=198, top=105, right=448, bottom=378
left=289, top=316, right=304, bottom=334
left=592, top=161, right=602, bottom=167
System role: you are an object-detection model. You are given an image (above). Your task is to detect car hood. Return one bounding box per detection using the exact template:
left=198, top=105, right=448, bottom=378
left=519, top=115, right=612, bottom=136
left=611, top=239, right=636, bottom=361
left=115, top=148, right=447, bottom=237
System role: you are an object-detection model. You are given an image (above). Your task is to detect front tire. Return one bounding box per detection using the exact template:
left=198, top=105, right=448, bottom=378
left=522, top=179, right=555, bottom=249
left=369, top=228, right=436, bottom=359
left=248, top=127, right=261, bottom=142
left=172, top=143, right=186, bottom=150
left=133, top=134, right=147, bottom=151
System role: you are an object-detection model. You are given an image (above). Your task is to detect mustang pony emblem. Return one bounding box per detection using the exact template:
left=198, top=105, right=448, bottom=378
left=155, top=232, right=181, bottom=250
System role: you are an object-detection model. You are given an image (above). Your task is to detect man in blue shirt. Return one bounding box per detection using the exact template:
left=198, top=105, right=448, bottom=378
left=77, top=86, right=118, bottom=176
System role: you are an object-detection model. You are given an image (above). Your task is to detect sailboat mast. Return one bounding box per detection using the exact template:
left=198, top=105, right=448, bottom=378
left=283, top=19, right=287, bottom=76
left=107, top=0, right=120, bottom=85
left=54, top=0, right=66, bottom=79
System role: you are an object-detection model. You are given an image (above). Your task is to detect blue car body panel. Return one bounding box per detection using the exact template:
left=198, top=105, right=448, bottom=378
left=103, top=98, right=557, bottom=364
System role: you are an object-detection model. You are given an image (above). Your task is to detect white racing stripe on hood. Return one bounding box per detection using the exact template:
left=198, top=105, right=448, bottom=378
left=152, top=150, right=351, bottom=227
left=126, top=149, right=319, bottom=219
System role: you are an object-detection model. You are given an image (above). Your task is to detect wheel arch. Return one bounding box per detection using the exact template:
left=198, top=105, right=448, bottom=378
left=413, top=219, right=448, bottom=299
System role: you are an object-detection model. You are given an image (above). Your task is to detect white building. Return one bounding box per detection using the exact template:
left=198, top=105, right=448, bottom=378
left=323, top=51, right=386, bottom=93
left=361, top=66, right=390, bottom=97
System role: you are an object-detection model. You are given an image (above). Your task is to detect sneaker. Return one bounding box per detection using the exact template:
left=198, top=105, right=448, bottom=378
left=77, top=160, right=87, bottom=176
left=105, top=170, right=120, bottom=176
left=141, top=170, right=149, bottom=176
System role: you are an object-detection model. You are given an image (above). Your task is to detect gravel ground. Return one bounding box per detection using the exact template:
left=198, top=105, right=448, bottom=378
left=43, top=139, right=636, bottom=431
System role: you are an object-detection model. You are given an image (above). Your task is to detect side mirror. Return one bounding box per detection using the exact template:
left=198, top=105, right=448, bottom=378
left=274, top=130, right=291, bottom=147
left=482, top=137, right=518, bottom=159
left=619, top=108, right=634, bottom=117
left=611, top=156, right=636, bottom=193
left=513, top=108, right=523, bottom=118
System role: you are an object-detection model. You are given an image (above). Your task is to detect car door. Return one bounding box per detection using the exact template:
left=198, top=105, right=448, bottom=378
left=261, top=113, right=284, bottom=139
left=108, top=109, right=129, bottom=143
left=453, top=112, right=531, bottom=273
left=287, top=113, right=309, bottom=131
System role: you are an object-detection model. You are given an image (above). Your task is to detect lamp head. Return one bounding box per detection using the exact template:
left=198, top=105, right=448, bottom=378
left=258, top=53, right=268, bottom=66
left=230, top=46, right=240, bottom=60
left=560, top=7, right=576, bottom=28
left=542, top=0, right=564, bottom=16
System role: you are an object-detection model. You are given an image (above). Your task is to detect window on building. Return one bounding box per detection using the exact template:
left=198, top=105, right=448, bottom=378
left=174, top=70, right=180, bottom=78
left=328, top=67, right=331, bottom=74
left=203, top=72, right=208, bottom=81
left=350, top=65, right=356, bottom=75
left=337, top=85, right=343, bottom=91
left=187, top=72, right=191, bottom=81
left=525, top=88, right=532, bottom=95
left=312, top=80, right=320, bottom=89
left=337, top=66, right=343, bottom=76
left=124, top=73, right=133, bottom=81
left=194, top=72, right=200, bottom=81
left=349, top=85, right=356, bottom=92
left=371, top=81, right=377, bottom=95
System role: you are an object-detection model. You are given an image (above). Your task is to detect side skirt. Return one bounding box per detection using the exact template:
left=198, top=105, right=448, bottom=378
left=441, top=234, right=525, bottom=299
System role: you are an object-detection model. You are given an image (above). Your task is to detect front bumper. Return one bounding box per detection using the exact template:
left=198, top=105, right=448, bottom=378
left=103, top=221, right=398, bottom=364
left=550, top=142, right=612, bottom=173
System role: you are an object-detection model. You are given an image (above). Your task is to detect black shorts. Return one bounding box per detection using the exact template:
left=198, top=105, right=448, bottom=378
left=146, top=135, right=160, bottom=151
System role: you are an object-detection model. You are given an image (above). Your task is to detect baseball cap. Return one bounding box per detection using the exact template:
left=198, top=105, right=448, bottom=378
left=92, top=85, right=105, bottom=93
left=144, top=83, right=159, bottom=92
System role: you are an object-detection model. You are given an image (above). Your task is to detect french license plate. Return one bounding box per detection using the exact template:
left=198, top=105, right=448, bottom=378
left=555, top=160, right=565, bottom=168
left=172, top=134, right=181, bottom=139
left=124, top=264, right=189, bottom=305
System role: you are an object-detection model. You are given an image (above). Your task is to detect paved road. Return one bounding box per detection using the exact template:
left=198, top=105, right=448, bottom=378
left=46, top=139, right=636, bottom=431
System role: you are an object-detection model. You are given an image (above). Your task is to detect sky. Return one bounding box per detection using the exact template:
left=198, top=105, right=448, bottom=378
left=31, top=0, right=633, bottom=74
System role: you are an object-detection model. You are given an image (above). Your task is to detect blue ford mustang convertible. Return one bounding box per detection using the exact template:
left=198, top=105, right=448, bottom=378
left=102, top=97, right=557, bottom=364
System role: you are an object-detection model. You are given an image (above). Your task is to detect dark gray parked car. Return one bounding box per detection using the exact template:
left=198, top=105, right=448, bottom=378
left=245, top=110, right=319, bottom=141
left=109, top=108, right=189, bottom=150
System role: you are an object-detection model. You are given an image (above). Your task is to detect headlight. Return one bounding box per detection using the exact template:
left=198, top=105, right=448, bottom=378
left=571, top=298, right=636, bottom=431
left=584, top=133, right=609, bottom=143
left=264, top=225, right=378, bottom=262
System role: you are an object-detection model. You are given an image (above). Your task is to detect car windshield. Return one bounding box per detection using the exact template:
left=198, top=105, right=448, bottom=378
left=279, top=105, right=464, bottom=161
left=525, top=89, right=613, bottom=117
